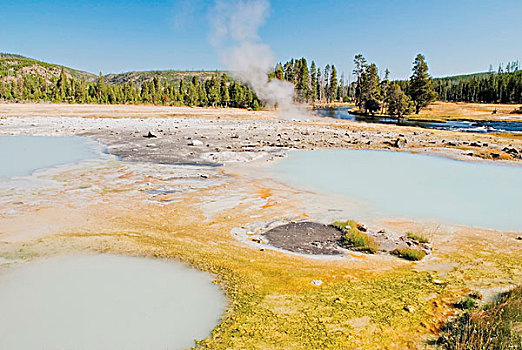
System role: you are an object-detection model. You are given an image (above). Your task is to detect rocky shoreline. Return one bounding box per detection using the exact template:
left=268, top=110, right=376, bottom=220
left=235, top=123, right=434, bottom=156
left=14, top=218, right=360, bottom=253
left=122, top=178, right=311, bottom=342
left=1, top=110, right=521, bottom=168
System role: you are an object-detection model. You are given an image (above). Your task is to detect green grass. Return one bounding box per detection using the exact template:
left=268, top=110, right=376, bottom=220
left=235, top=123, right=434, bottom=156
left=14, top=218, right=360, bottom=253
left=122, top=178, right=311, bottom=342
left=331, top=220, right=378, bottom=254
left=454, top=296, right=476, bottom=310
left=438, top=286, right=522, bottom=349
left=407, top=232, right=430, bottom=244
left=392, top=248, right=427, bottom=261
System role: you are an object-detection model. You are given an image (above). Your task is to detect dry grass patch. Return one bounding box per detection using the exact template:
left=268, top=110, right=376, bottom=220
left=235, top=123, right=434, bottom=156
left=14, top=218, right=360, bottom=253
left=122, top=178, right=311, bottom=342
left=332, top=220, right=379, bottom=254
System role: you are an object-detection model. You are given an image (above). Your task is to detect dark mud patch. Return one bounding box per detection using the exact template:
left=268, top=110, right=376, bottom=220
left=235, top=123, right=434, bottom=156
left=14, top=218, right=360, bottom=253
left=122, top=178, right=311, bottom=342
left=262, top=221, right=432, bottom=257
left=262, top=222, right=344, bottom=255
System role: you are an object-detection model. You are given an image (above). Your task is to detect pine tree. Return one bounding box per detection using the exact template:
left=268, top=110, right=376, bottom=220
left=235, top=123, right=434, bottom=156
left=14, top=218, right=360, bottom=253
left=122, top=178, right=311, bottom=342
left=386, top=82, right=413, bottom=118
left=207, top=75, right=221, bottom=107
left=353, top=54, right=368, bottom=108
left=408, top=54, right=437, bottom=114
left=295, top=58, right=309, bottom=103
left=96, top=73, right=107, bottom=103
left=316, top=69, right=322, bottom=102
left=310, top=61, right=318, bottom=102
left=220, top=74, right=230, bottom=107
left=56, top=67, right=68, bottom=101
left=328, top=65, right=338, bottom=103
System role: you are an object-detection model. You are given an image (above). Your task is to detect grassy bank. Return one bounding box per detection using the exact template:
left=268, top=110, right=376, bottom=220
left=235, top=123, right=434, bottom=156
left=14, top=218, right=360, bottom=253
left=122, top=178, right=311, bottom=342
left=438, top=286, right=522, bottom=349
left=410, top=101, right=522, bottom=122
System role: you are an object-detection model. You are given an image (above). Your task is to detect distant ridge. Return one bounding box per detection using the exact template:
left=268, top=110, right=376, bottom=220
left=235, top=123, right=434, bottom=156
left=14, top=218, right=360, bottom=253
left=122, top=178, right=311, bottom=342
left=0, top=53, right=225, bottom=86
left=434, top=72, right=492, bottom=81
left=103, top=69, right=226, bottom=86
left=0, top=52, right=97, bottom=82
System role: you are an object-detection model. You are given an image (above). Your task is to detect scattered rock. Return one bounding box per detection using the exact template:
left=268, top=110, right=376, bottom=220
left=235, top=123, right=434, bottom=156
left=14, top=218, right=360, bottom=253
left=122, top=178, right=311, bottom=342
left=404, top=305, right=415, bottom=313
left=357, top=224, right=368, bottom=232
left=188, top=139, right=203, bottom=146
left=146, top=143, right=156, bottom=147
left=143, top=131, right=157, bottom=138
left=394, top=137, right=407, bottom=148
left=503, top=147, right=519, bottom=155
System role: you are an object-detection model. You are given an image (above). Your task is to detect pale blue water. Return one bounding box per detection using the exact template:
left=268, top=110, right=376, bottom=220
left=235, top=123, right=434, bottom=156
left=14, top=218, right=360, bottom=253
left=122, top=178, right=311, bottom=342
left=0, top=135, right=99, bottom=178
left=0, top=255, right=225, bottom=350
left=272, top=150, right=522, bottom=231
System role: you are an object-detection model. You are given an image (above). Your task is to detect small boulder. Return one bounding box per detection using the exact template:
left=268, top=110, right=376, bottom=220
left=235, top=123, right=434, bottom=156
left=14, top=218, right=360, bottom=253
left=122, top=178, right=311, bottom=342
left=188, top=139, right=204, bottom=146
left=357, top=224, right=368, bottom=232
left=143, top=131, right=157, bottom=138
left=394, top=137, right=407, bottom=148
left=404, top=305, right=415, bottom=313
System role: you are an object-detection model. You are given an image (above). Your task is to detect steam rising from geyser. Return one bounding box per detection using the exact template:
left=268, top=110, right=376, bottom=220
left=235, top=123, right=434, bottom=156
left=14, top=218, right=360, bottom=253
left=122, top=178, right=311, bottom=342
left=210, top=0, right=306, bottom=119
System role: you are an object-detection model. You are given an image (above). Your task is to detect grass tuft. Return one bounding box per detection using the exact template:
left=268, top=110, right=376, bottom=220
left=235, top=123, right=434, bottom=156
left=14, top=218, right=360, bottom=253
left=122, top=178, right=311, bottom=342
left=332, top=220, right=378, bottom=254
left=392, top=248, right=426, bottom=261
left=407, top=232, right=430, bottom=244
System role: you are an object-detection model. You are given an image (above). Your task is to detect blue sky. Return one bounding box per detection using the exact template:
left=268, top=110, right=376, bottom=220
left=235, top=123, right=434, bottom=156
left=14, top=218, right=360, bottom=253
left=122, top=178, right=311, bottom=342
left=1, top=0, right=520, bottom=79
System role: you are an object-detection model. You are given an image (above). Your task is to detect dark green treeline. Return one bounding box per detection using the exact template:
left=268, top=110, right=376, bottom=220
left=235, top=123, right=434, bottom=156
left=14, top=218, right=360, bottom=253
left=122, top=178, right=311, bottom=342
left=0, top=68, right=262, bottom=109
left=433, top=69, right=522, bottom=104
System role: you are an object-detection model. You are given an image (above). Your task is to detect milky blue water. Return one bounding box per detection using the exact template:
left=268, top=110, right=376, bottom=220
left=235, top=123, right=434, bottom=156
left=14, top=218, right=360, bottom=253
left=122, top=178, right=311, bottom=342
left=272, top=150, right=522, bottom=231
left=0, top=255, right=226, bottom=350
left=0, top=135, right=99, bottom=178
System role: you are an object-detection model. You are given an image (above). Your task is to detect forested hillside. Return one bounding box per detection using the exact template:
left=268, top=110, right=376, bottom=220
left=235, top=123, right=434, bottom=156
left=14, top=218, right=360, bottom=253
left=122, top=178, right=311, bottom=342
left=0, top=54, right=261, bottom=109
left=0, top=53, right=96, bottom=82
left=1, top=53, right=520, bottom=109
left=103, top=70, right=222, bottom=86
left=433, top=69, right=522, bottom=104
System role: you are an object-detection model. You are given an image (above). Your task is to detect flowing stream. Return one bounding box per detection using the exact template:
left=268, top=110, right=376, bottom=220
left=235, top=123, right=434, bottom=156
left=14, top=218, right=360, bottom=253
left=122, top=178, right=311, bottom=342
left=315, top=106, right=522, bottom=134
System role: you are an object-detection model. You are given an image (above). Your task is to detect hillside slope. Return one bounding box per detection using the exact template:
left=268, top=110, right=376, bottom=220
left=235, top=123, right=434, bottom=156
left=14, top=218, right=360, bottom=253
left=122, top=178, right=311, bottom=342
left=1, top=54, right=226, bottom=87
left=104, top=70, right=225, bottom=86
left=0, top=53, right=97, bottom=82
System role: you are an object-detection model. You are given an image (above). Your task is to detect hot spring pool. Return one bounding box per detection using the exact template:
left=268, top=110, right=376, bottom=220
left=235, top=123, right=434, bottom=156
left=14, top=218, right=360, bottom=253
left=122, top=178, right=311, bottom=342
left=271, top=150, right=522, bottom=231
left=0, top=135, right=100, bottom=178
left=0, top=255, right=226, bottom=350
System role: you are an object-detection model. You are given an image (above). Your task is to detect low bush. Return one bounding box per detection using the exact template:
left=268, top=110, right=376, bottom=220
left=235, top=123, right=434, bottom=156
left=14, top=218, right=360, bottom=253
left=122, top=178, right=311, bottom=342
left=407, top=232, right=429, bottom=244
left=392, top=248, right=426, bottom=261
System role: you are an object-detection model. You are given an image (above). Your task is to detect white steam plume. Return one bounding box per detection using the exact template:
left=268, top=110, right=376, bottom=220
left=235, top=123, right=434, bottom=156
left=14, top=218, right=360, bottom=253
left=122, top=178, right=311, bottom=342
left=209, top=0, right=307, bottom=119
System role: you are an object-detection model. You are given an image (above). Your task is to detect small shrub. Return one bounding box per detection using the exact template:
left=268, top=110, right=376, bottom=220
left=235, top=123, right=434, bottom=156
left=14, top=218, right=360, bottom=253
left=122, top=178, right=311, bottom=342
left=331, top=220, right=358, bottom=231
left=468, top=291, right=483, bottom=300
left=407, top=232, right=429, bottom=244
left=510, top=106, right=522, bottom=114
left=331, top=220, right=378, bottom=254
left=392, top=248, right=426, bottom=261
left=454, top=296, right=476, bottom=310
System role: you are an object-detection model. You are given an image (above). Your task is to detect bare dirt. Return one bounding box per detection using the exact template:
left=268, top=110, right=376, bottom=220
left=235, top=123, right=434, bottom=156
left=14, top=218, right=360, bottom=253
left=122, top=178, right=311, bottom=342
left=263, top=222, right=344, bottom=255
